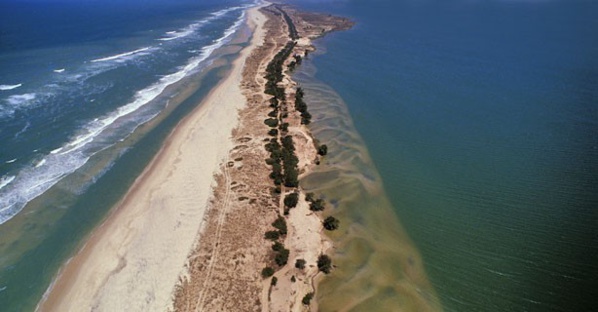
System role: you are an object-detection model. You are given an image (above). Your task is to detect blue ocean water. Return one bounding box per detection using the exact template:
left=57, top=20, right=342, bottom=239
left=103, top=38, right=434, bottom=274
left=291, top=0, right=598, bottom=311
left=0, top=0, right=253, bottom=223
left=0, top=0, right=252, bottom=310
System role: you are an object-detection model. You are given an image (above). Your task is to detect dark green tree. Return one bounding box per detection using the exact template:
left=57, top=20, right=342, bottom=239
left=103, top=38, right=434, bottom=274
left=302, top=293, right=314, bottom=305
left=295, top=258, right=306, bottom=270
left=272, top=241, right=285, bottom=252
left=275, top=248, right=290, bottom=266
left=284, top=192, right=299, bottom=208
left=265, top=230, right=280, bottom=240
left=317, top=144, right=328, bottom=156
left=317, top=254, right=332, bottom=274
left=309, top=199, right=326, bottom=211
left=272, top=216, right=287, bottom=235
left=262, top=267, right=274, bottom=278
left=323, top=216, right=340, bottom=231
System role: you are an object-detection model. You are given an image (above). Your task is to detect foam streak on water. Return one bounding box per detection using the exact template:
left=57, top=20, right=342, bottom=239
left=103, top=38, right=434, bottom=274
left=0, top=84, right=22, bottom=91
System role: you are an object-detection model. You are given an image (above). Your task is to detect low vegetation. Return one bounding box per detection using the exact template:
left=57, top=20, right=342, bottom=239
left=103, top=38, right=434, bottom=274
left=275, top=248, right=290, bottom=266
left=295, top=258, right=306, bottom=270
left=317, top=254, right=332, bottom=274
left=262, top=267, right=275, bottom=278
left=272, top=216, right=288, bottom=235
left=302, top=292, right=314, bottom=305
left=284, top=192, right=299, bottom=208
left=317, top=144, right=328, bottom=156
left=323, top=216, right=340, bottom=231
left=272, top=241, right=285, bottom=252
left=265, top=230, right=280, bottom=241
left=309, top=198, right=326, bottom=211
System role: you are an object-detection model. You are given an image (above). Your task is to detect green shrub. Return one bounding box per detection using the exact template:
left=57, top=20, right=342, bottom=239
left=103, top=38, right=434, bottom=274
left=272, top=216, right=287, bottom=235
left=265, top=231, right=280, bottom=240
left=275, top=248, right=290, bottom=266
left=262, top=267, right=274, bottom=278
left=282, top=136, right=295, bottom=151
left=309, top=199, right=326, bottom=211
left=264, top=118, right=279, bottom=128
left=317, top=254, right=332, bottom=274
left=323, top=216, right=340, bottom=231
left=271, top=276, right=278, bottom=286
left=317, top=144, right=328, bottom=156
left=302, top=292, right=314, bottom=305
left=284, top=192, right=299, bottom=208
left=295, top=258, right=306, bottom=270
left=272, top=241, right=285, bottom=252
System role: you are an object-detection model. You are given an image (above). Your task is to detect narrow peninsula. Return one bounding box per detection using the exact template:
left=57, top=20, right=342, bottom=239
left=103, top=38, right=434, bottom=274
left=172, top=3, right=354, bottom=311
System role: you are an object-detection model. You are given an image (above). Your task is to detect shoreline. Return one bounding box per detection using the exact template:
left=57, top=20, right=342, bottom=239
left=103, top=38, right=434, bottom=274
left=36, top=5, right=266, bottom=312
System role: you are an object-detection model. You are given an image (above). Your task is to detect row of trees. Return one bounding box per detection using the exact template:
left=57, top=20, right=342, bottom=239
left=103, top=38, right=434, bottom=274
left=294, top=87, right=312, bottom=125
left=265, top=41, right=296, bottom=99
left=259, top=13, right=337, bottom=306
left=274, top=5, right=299, bottom=40
left=262, top=216, right=290, bottom=277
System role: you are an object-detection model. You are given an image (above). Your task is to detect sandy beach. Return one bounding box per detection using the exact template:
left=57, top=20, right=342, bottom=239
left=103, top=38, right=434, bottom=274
left=36, top=6, right=266, bottom=312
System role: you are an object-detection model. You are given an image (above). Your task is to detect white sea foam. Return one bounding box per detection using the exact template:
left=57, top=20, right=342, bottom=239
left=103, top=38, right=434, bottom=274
left=157, top=5, right=246, bottom=42
left=6, top=159, right=17, bottom=164
left=0, top=176, right=15, bottom=190
left=6, top=93, right=36, bottom=106
left=91, top=47, right=153, bottom=63
left=0, top=12, right=247, bottom=225
left=158, top=28, right=196, bottom=41
left=54, top=69, right=65, bottom=73
left=34, top=159, right=47, bottom=168
left=0, top=84, right=22, bottom=91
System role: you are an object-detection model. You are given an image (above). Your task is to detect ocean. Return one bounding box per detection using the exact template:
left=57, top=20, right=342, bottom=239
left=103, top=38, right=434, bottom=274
left=290, top=0, right=598, bottom=311
left=0, top=0, right=254, bottom=310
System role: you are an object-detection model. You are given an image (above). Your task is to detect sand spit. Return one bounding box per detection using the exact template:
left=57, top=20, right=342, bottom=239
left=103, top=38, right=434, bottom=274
left=171, top=4, right=353, bottom=312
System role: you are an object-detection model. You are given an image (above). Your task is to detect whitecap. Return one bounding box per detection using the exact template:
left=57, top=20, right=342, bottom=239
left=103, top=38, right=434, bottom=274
left=34, top=159, right=47, bottom=168
left=0, top=84, right=22, bottom=91
left=6, top=159, right=17, bottom=164
left=91, top=47, right=153, bottom=63
left=6, top=93, right=36, bottom=106
left=0, top=176, right=15, bottom=190
left=158, top=29, right=195, bottom=41
left=157, top=5, right=247, bottom=42
left=53, top=68, right=65, bottom=73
